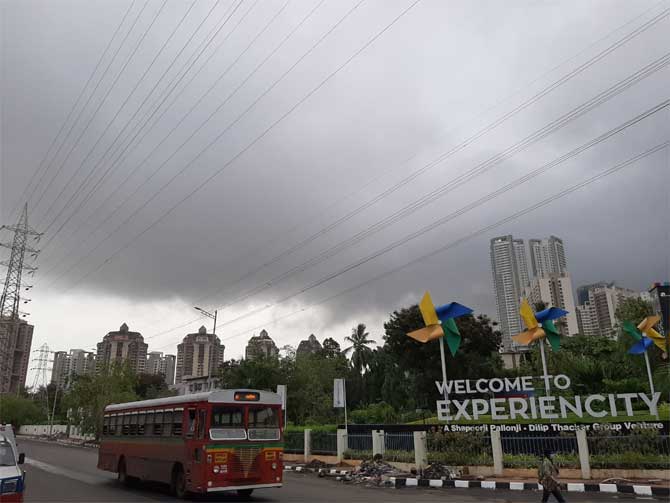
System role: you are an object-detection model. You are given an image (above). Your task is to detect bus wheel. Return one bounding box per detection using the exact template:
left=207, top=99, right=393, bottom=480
left=171, top=465, right=187, bottom=499
left=237, top=489, right=254, bottom=498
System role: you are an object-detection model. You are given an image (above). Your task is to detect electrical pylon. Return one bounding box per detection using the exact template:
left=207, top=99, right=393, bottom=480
left=0, top=203, right=42, bottom=392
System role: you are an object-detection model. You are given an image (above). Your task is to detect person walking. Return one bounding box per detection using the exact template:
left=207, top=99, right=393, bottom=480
left=538, top=449, right=566, bottom=503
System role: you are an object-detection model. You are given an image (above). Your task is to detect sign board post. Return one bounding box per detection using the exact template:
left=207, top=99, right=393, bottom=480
left=276, top=385, right=287, bottom=427
left=333, top=378, right=347, bottom=433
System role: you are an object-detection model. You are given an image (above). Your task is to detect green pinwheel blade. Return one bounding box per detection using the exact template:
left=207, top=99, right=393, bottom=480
left=622, top=320, right=642, bottom=341
left=542, top=320, right=560, bottom=336
left=546, top=332, right=561, bottom=351
left=442, top=317, right=461, bottom=356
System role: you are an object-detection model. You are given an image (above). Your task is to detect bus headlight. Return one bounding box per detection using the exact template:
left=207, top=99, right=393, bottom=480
left=213, top=466, right=220, bottom=474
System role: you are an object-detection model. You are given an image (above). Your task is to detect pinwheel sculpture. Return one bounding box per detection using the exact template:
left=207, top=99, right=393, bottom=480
left=512, top=298, right=569, bottom=393
left=623, top=315, right=664, bottom=395
left=407, top=291, right=473, bottom=400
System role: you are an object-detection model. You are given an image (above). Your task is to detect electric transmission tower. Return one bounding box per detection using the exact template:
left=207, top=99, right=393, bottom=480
left=31, top=343, right=52, bottom=391
left=0, top=203, right=42, bottom=392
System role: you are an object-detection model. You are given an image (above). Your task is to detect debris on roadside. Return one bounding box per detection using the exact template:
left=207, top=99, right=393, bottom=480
left=344, top=456, right=409, bottom=486
left=306, top=459, right=331, bottom=470
left=421, top=462, right=460, bottom=480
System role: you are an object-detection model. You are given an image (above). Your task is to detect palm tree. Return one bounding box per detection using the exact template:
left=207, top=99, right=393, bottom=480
left=344, top=323, right=376, bottom=372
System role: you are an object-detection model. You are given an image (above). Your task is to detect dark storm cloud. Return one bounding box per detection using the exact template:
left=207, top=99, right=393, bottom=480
left=1, top=0, right=668, bottom=358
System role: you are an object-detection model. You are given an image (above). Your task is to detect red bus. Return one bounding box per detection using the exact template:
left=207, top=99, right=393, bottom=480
left=97, top=389, right=283, bottom=498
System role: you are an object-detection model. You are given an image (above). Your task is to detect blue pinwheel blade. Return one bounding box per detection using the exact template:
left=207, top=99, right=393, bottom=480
left=435, top=302, right=473, bottom=321
left=535, top=307, right=569, bottom=323
left=628, top=337, right=653, bottom=355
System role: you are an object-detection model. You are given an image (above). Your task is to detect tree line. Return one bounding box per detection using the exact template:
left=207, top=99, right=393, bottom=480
left=2, top=297, right=666, bottom=435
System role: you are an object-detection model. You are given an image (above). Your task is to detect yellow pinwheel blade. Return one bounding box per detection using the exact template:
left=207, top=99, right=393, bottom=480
left=520, top=298, right=539, bottom=330
left=408, top=324, right=444, bottom=343
left=646, top=327, right=666, bottom=351
left=512, top=327, right=545, bottom=345
left=638, top=315, right=661, bottom=333
left=419, top=291, right=439, bottom=326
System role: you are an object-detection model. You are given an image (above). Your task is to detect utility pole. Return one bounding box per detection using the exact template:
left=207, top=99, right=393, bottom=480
left=194, top=306, right=217, bottom=334
left=0, top=203, right=41, bottom=393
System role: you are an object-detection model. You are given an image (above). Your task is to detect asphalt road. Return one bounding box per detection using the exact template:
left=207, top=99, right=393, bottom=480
left=18, top=438, right=639, bottom=502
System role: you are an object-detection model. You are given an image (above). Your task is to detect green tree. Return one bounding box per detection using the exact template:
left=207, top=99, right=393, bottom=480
left=344, top=323, right=375, bottom=372
left=383, top=305, right=502, bottom=409
left=64, top=363, right=137, bottom=439
left=134, top=373, right=173, bottom=400
left=0, top=394, right=44, bottom=428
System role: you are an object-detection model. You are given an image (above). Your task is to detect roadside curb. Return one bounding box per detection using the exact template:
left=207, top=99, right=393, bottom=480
left=285, top=466, right=670, bottom=498
left=389, top=477, right=670, bottom=498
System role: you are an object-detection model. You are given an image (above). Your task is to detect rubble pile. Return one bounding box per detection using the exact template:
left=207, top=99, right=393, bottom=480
left=421, top=462, right=459, bottom=480
left=344, top=456, right=408, bottom=485
left=305, top=459, right=330, bottom=470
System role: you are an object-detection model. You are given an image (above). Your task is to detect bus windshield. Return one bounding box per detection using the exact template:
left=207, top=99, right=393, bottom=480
left=248, top=406, right=280, bottom=441
left=210, top=406, right=246, bottom=440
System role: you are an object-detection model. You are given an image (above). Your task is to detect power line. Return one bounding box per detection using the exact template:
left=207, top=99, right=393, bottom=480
left=35, top=0, right=247, bottom=260
left=47, top=3, right=670, bottom=312
left=26, top=0, right=153, bottom=217
left=36, top=0, right=243, bottom=237
left=146, top=102, right=667, bottom=341
left=38, top=3, right=669, bottom=288
left=32, top=0, right=169, bottom=219
left=7, top=0, right=139, bottom=222
left=143, top=54, right=670, bottom=338
left=186, top=5, right=670, bottom=311
left=36, top=0, right=199, bottom=232
left=38, top=0, right=284, bottom=250
left=40, top=0, right=379, bottom=288
left=41, top=0, right=324, bottom=266
left=153, top=141, right=668, bottom=350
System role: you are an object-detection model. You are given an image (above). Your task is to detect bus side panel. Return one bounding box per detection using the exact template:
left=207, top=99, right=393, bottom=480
left=97, top=440, right=120, bottom=473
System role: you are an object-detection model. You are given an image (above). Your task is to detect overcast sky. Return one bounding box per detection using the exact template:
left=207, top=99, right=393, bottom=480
left=1, top=0, right=668, bottom=383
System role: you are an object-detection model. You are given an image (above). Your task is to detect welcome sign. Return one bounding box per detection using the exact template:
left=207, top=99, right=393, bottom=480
left=435, top=374, right=661, bottom=421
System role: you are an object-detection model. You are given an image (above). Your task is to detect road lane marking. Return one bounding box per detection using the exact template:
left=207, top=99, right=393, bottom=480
left=25, top=458, right=107, bottom=485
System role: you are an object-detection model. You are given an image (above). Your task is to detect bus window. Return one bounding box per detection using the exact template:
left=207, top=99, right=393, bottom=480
left=122, top=414, right=130, bottom=436
left=129, top=412, right=138, bottom=435
left=186, top=409, right=196, bottom=437
left=197, top=409, right=206, bottom=440
left=108, top=415, right=116, bottom=436
left=138, top=412, right=146, bottom=435
left=173, top=409, right=183, bottom=436
left=248, top=407, right=280, bottom=441
left=102, top=415, right=109, bottom=436
left=209, top=406, right=245, bottom=440
left=163, top=410, right=173, bottom=436
left=145, top=411, right=154, bottom=435
left=154, top=410, right=163, bottom=436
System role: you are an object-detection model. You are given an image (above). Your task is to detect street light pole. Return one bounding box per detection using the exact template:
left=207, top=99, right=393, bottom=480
left=194, top=306, right=218, bottom=334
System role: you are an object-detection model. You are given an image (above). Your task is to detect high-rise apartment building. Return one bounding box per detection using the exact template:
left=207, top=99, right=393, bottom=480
left=575, top=283, right=640, bottom=337
left=490, top=236, right=529, bottom=350
left=175, top=326, right=224, bottom=384
left=96, top=323, right=148, bottom=374
left=245, top=329, right=279, bottom=360
left=529, top=236, right=567, bottom=278
left=50, top=349, right=96, bottom=389
left=523, top=274, right=578, bottom=336
left=51, top=351, right=70, bottom=389
left=0, top=319, right=33, bottom=394
left=147, top=351, right=176, bottom=385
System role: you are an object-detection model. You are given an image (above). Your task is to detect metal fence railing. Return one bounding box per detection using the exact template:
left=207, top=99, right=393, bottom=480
left=384, top=432, right=415, bottom=462
left=311, top=431, right=337, bottom=455
left=427, top=431, right=492, bottom=466
left=587, top=434, right=670, bottom=469
left=284, top=431, right=304, bottom=454
left=501, top=434, right=579, bottom=468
